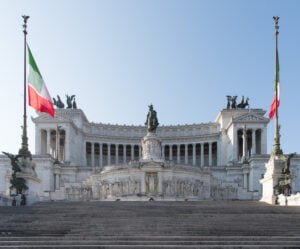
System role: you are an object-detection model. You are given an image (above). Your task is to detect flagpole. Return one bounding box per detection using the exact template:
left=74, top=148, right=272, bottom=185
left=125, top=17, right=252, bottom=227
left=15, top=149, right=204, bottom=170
left=273, top=16, right=281, bottom=156
left=19, top=15, right=31, bottom=157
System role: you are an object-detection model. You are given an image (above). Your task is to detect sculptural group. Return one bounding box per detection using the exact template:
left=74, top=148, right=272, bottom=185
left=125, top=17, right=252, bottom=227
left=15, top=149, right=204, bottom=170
left=226, top=95, right=249, bottom=109
left=53, top=94, right=77, bottom=109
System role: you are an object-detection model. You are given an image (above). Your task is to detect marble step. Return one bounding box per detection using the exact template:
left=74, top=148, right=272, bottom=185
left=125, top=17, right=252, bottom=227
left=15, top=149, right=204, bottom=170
left=0, top=236, right=300, bottom=248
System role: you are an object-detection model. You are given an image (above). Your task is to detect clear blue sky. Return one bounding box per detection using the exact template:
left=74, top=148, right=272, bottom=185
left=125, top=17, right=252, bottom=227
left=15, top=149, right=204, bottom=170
left=1, top=0, right=299, bottom=155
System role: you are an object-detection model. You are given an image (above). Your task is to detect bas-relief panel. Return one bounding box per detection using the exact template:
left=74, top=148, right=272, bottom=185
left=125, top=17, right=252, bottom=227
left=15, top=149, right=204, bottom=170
left=145, top=172, right=158, bottom=194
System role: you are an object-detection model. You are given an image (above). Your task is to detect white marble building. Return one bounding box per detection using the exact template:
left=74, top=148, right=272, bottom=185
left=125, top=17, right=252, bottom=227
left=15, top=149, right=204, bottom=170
left=0, top=107, right=299, bottom=202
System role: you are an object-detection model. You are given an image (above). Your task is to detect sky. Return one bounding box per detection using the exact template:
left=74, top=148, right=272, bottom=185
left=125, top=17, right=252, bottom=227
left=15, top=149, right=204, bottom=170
left=0, top=0, right=299, bottom=155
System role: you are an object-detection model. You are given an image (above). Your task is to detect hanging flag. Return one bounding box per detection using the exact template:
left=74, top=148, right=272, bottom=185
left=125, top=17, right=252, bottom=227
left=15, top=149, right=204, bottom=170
left=268, top=48, right=280, bottom=119
left=27, top=44, right=55, bottom=117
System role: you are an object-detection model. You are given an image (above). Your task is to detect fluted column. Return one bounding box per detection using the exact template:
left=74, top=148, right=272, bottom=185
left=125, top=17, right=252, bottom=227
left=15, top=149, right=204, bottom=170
left=64, top=129, right=69, bottom=161
left=100, top=143, right=103, bottom=167
left=84, top=142, right=87, bottom=166
left=233, top=127, right=238, bottom=160
left=91, top=142, right=95, bottom=167
left=192, top=144, right=196, bottom=166
left=185, top=144, right=188, bottom=164
left=115, top=144, right=119, bottom=164
left=47, top=129, right=51, bottom=154
left=170, top=145, right=173, bottom=161
left=200, top=143, right=204, bottom=167
left=162, top=145, right=165, bottom=159
left=131, top=145, right=134, bottom=161
left=242, top=127, right=247, bottom=161
left=208, top=142, right=212, bottom=166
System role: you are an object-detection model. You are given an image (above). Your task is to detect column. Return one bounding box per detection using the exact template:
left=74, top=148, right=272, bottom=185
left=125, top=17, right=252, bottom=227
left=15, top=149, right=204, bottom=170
left=200, top=143, right=204, bottom=167
left=252, top=129, right=256, bottom=155
left=64, top=129, right=69, bottom=162
left=233, top=127, right=238, bottom=161
left=208, top=142, right=212, bottom=166
left=91, top=143, right=95, bottom=167
left=217, top=140, right=221, bottom=166
left=116, top=144, right=119, bottom=164
left=170, top=145, right=173, bottom=161
left=123, top=145, right=126, bottom=163
left=242, top=127, right=247, bottom=161
left=107, top=144, right=111, bottom=165
left=162, top=145, right=165, bottom=159
left=47, top=129, right=51, bottom=154
left=261, top=128, right=267, bottom=154
left=84, top=142, right=87, bottom=166
left=185, top=144, right=188, bottom=164
left=35, top=129, right=41, bottom=154
left=131, top=145, right=134, bottom=161
left=192, top=144, right=196, bottom=166
left=100, top=143, right=103, bottom=167
left=177, top=144, right=180, bottom=164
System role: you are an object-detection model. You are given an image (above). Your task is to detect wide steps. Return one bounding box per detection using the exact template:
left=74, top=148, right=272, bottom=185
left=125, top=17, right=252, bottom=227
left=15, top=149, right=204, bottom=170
left=0, top=201, right=299, bottom=248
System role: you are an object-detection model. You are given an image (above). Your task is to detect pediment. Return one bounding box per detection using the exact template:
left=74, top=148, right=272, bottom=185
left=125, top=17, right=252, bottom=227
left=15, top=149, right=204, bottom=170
left=233, top=113, right=269, bottom=123
left=32, top=113, right=70, bottom=123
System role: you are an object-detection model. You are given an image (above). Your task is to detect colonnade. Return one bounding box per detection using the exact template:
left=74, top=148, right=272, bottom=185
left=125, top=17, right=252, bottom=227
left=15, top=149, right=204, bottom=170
left=85, top=143, right=141, bottom=167
left=237, top=128, right=262, bottom=161
left=39, top=129, right=66, bottom=161
left=85, top=141, right=218, bottom=167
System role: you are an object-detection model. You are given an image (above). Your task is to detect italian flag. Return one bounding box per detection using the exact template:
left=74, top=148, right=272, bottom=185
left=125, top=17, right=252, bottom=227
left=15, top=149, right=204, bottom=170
left=268, top=48, right=280, bottom=119
left=27, top=44, right=55, bottom=117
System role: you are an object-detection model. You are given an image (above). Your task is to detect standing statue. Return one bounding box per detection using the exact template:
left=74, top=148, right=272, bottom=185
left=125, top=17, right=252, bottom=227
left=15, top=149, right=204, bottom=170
left=53, top=95, right=65, bottom=109
left=145, top=104, right=159, bottom=133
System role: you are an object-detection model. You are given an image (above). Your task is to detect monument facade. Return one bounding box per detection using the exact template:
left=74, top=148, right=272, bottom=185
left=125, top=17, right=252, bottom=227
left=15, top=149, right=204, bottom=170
left=0, top=103, right=299, bottom=203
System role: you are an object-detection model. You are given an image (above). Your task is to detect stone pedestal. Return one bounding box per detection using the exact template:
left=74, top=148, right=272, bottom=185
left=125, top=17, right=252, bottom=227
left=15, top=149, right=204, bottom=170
left=141, top=132, right=163, bottom=162
left=17, top=172, right=41, bottom=205
left=260, top=154, right=285, bottom=205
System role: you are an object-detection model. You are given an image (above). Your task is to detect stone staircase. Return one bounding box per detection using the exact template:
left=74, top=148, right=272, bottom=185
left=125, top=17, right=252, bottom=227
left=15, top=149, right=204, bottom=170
left=0, top=201, right=299, bottom=248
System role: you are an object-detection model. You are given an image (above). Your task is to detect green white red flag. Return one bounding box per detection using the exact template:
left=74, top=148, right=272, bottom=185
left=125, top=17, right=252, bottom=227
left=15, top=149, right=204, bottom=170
left=268, top=47, right=280, bottom=119
left=27, top=44, right=54, bottom=117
